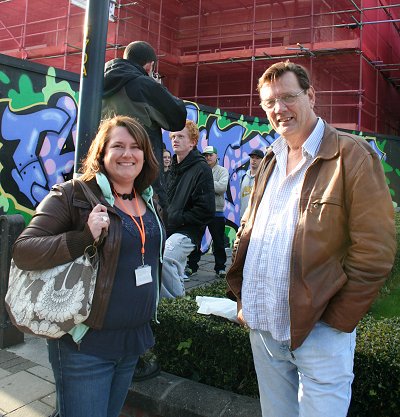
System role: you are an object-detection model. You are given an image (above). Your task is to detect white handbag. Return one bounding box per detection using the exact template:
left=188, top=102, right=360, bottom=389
left=5, top=180, right=103, bottom=338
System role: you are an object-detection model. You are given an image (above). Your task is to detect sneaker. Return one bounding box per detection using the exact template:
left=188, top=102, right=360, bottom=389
left=216, top=270, right=226, bottom=278
left=184, top=267, right=198, bottom=277
left=132, top=356, right=161, bottom=382
left=183, top=273, right=190, bottom=282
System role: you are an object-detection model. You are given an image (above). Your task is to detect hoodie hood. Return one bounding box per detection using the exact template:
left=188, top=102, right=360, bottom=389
left=167, top=149, right=206, bottom=202
left=96, top=172, right=154, bottom=206
left=103, top=59, right=148, bottom=98
left=172, top=148, right=205, bottom=175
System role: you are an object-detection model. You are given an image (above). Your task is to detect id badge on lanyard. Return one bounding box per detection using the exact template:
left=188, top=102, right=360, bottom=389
left=115, top=190, right=153, bottom=286
left=135, top=264, right=152, bottom=286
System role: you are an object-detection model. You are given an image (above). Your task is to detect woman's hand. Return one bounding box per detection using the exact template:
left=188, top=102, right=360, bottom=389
left=88, top=204, right=109, bottom=241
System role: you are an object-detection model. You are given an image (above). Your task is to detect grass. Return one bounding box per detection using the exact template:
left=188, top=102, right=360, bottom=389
left=369, top=212, right=400, bottom=319
left=371, top=288, right=400, bottom=318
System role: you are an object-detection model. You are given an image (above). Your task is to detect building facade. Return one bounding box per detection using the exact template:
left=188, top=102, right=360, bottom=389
left=1, top=0, right=400, bottom=134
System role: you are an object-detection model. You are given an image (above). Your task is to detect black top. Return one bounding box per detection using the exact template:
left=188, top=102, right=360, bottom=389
left=71, top=207, right=162, bottom=359
left=166, top=148, right=215, bottom=246
left=102, top=58, right=187, bottom=209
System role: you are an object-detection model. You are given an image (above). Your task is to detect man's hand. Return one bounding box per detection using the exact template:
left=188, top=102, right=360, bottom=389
left=237, top=299, right=248, bottom=327
left=151, top=73, right=162, bottom=84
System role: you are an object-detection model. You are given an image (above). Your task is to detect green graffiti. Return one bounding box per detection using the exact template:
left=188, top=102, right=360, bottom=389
left=382, top=159, right=394, bottom=174
left=0, top=71, right=10, bottom=84
left=215, top=111, right=241, bottom=130
left=197, top=105, right=273, bottom=141
left=377, top=139, right=387, bottom=152
left=225, top=225, right=237, bottom=247
left=0, top=193, right=9, bottom=212
left=43, top=67, right=79, bottom=103
left=8, top=74, right=44, bottom=109
left=242, top=120, right=273, bottom=140
left=0, top=191, right=32, bottom=224
left=192, top=102, right=274, bottom=143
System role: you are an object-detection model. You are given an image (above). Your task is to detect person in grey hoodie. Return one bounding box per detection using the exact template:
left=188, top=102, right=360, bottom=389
left=102, top=40, right=187, bottom=209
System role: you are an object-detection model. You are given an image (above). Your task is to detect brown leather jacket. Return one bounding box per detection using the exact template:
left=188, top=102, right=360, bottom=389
left=12, top=178, right=164, bottom=330
left=227, top=122, right=396, bottom=350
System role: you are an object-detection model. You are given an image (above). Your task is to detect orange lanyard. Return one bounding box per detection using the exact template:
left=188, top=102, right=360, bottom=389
left=115, top=188, right=146, bottom=265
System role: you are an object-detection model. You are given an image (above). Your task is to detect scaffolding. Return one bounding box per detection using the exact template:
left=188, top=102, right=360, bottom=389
left=1, top=0, right=399, bottom=134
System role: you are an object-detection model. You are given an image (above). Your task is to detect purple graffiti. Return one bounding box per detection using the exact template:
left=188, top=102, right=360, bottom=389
left=202, top=119, right=275, bottom=227
left=365, top=138, right=386, bottom=161
left=1, top=96, right=76, bottom=206
left=39, top=95, right=77, bottom=185
left=163, top=104, right=279, bottom=236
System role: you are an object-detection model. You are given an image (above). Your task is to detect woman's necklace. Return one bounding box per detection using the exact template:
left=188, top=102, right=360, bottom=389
left=113, top=188, right=135, bottom=200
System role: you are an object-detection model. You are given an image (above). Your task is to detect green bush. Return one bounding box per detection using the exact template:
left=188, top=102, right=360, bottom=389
left=153, top=280, right=400, bottom=416
left=379, top=212, right=400, bottom=294
left=370, top=212, right=400, bottom=318
left=153, top=281, right=258, bottom=396
left=349, top=316, right=400, bottom=417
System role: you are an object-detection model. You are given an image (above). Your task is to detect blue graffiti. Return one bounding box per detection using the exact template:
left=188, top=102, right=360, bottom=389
left=1, top=96, right=76, bottom=206
left=365, top=138, right=386, bottom=161
left=40, top=95, right=77, bottom=185
left=2, top=96, right=390, bottom=225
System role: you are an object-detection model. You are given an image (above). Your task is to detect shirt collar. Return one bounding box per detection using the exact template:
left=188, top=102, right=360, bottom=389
left=303, top=117, right=324, bottom=158
left=271, top=117, right=324, bottom=158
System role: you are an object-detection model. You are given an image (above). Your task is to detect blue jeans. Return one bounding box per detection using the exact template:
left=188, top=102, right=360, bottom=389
left=160, top=233, right=195, bottom=298
left=250, top=322, right=356, bottom=417
left=47, top=338, right=139, bottom=417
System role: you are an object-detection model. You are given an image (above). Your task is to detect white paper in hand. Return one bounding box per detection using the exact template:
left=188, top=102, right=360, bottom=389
left=196, top=296, right=239, bottom=323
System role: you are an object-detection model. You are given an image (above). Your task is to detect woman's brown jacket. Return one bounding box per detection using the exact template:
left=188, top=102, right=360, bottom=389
left=12, top=178, right=163, bottom=330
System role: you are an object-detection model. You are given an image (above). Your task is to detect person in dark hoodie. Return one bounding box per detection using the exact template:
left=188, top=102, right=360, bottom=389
left=102, top=40, right=187, bottom=209
left=161, top=120, right=215, bottom=298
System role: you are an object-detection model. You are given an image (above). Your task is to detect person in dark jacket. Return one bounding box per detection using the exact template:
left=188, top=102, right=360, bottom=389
left=102, top=40, right=187, bottom=209
left=161, top=120, right=215, bottom=298
left=163, top=148, right=172, bottom=187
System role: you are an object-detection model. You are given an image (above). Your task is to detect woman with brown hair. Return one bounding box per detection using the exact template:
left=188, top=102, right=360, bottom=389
left=12, top=115, right=165, bottom=417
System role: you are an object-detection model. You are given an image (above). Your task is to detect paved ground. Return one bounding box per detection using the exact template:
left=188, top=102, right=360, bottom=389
left=0, top=252, right=230, bottom=417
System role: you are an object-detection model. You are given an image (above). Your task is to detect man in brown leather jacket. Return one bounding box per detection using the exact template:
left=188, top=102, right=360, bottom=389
left=226, top=61, right=396, bottom=417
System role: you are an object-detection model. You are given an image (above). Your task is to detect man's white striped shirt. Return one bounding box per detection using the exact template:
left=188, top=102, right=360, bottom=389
left=242, top=118, right=324, bottom=342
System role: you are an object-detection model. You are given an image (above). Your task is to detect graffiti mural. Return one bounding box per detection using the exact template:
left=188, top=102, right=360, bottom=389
left=1, top=54, right=400, bottom=245
left=163, top=104, right=400, bottom=248
left=0, top=56, right=79, bottom=223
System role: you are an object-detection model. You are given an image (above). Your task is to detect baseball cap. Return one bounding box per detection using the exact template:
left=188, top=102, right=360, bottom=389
left=248, top=149, right=264, bottom=158
left=202, top=146, right=218, bottom=155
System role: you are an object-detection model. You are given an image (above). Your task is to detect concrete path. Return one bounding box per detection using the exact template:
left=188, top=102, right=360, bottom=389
left=0, top=252, right=230, bottom=416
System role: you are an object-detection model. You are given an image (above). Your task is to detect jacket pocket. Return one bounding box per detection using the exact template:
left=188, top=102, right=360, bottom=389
left=306, top=197, right=347, bottom=248
left=309, top=196, right=343, bottom=211
left=308, top=196, right=344, bottom=221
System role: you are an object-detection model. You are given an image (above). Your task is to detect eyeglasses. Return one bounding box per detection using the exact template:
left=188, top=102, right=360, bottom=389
left=260, top=89, right=306, bottom=109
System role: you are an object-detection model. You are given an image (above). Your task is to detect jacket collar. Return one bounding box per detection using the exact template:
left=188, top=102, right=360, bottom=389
left=315, top=121, right=340, bottom=161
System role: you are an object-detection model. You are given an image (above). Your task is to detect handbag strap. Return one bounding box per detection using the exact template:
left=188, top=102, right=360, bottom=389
left=74, top=179, right=107, bottom=246
left=75, top=179, right=102, bottom=208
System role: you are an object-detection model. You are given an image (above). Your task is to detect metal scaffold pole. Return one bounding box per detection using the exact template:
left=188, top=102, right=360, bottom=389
left=74, top=0, right=110, bottom=176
